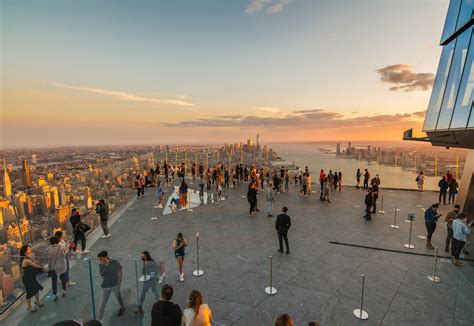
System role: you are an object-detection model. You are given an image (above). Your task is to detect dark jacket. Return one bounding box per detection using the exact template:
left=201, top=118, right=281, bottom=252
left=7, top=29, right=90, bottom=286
left=95, top=203, right=109, bottom=220
left=151, top=300, right=182, bottom=326
left=275, top=213, right=291, bottom=233
left=438, top=179, right=448, bottom=192
left=247, top=187, right=257, bottom=202
left=365, top=193, right=373, bottom=206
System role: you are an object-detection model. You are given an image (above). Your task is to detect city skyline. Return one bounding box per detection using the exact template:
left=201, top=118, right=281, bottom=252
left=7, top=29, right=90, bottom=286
left=1, top=0, right=449, bottom=146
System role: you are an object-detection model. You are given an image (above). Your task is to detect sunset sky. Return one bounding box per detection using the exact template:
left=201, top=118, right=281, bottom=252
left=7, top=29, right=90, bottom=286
left=1, top=0, right=450, bottom=147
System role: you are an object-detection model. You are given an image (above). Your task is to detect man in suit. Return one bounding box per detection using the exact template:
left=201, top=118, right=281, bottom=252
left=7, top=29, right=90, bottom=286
left=275, top=206, right=291, bottom=254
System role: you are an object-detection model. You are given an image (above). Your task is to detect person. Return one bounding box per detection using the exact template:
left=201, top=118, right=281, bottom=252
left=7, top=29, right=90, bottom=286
left=371, top=180, right=379, bottom=214
left=54, top=230, right=77, bottom=287
left=338, top=172, right=342, bottom=192
left=308, top=322, right=320, bottom=326
left=275, top=313, right=294, bottom=326
left=355, top=168, right=361, bottom=189
left=135, top=175, right=142, bottom=198
left=70, top=208, right=90, bottom=254
left=97, top=251, right=126, bottom=321
left=322, top=177, right=331, bottom=203
left=179, top=180, right=189, bottom=209
left=96, top=199, right=110, bottom=238
left=44, top=235, right=68, bottom=301
left=140, top=174, right=146, bottom=195
left=424, top=203, right=442, bottom=249
left=224, top=169, right=230, bottom=188
left=319, top=170, right=326, bottom=192
left=247, top=182, right=258, bottom=216
left=155, top=184, right=165, bottom=209
left=448, top=177, right=459, bottom=204
left=301, top=173, right=308, bottom=196
left=363, top=169, right=370, bottom=190
left=173, top=233, right=187, bottom=282
left=445, top=204, right=460, bottom=252
left=275, top=207, right=291, bottom=254
left=266, top=181, right=276, bottom=217
left=20, top=244, right=44, bottom=313
left=452, top=213, right=472, bottom=266
left=136, top=251, right=161, bottom=314
left=438, top=176, right=448, bottom=204
left=151, top=284, right=182, bottom=326
left=364, top=188, right=373, bottom=221
left=284, top=170, right=290, bottom=193
left=216, top=181, right=223, bottom=201
left=181, top=290, right=213, bottom=326
left=416, top=171, right=425, bottom=193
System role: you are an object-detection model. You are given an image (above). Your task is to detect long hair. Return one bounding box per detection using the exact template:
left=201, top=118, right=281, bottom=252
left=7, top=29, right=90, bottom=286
left=19, top=244, right=31, bottom=267
left=188, top=290, right=203, bottom=319
left=141, top=251, right=153, bottom=261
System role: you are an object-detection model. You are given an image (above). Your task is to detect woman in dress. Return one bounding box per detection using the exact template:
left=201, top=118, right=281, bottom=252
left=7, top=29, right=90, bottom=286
left=182, top=290, right=212, bottom=326
left=173, top=233, right=188, bottom=282
left=20, top=244, right=45, bottom=312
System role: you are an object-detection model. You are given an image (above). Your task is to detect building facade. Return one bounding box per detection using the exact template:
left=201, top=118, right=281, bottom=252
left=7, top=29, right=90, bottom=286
left=420, top=0, right=474, bottom=253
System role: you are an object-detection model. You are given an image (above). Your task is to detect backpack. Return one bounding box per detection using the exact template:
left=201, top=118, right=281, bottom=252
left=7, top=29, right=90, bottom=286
left=76, top=222, right=91, bottom=234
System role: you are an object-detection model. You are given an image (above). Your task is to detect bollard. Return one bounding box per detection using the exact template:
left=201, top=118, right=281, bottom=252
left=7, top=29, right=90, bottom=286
left=353, top=274, right=369, bottom=320
left=193, top=232, right=204, bottom=277
left=390, top=206, right=399, bottom=229
left=427, top=247, right=441, bottom=283
left=404, top=213, right=415, bottom=249
left=378, top=195, right=386, bottom=214
left=264, top=256, right=277, bottom=295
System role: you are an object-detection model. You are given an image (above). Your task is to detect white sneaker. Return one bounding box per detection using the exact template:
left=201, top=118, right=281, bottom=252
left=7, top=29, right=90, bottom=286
left=101, top=235, right=107, bottom=238
left=158, top=273, right=165, bottom=284
left=179, top=273, right=184, bottom=282
left=158, top=204, right=163, bottom=208
left=105, top=234, right=111, bottom=238
left=82, top=249, right=90, bottom=254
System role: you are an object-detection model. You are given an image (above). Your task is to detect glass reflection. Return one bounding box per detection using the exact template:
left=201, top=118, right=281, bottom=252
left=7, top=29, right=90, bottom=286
left=441, top=0, right=462, bottom=43
left=456, top=0, right=474, bottom=30
left=423, top=42, right=455, bottom=131
left=436, top=29, right=471, bottom=130
left=451, top=28, right=474, bottom=129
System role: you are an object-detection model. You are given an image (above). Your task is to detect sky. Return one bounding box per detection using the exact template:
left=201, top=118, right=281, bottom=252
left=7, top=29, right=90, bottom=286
left=0, top=0, right=450, bottom=147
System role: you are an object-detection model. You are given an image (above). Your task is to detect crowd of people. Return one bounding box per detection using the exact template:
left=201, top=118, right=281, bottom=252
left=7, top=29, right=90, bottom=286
left=16, top=159, right=471, bottom=325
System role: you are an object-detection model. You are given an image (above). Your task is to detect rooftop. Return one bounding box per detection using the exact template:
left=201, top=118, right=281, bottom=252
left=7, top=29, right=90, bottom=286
left=8, top=180, right=474, bottom=325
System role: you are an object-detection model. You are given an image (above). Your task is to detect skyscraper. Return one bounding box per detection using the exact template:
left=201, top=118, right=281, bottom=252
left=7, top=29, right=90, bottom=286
left=2, top=159, right=12, bottom=198
left=22, top=160, right=31, bottom=190
left=31, top=154, right=37, bottom=164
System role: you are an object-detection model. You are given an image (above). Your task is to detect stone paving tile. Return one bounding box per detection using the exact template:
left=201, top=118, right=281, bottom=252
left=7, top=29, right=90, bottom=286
left=8, top=183, right=474, bottom=326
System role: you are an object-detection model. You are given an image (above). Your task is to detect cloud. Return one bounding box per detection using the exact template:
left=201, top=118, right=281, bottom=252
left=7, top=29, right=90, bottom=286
left=49, top=82, right=196, bottom=108
left=245, top=0, right=272, bottom=14
left=163, top=109, right=424, bottom=130
left=266, top=0, right=288, bottom=14
left=376, top=64, right=434, bottom=92
left=245, top=0, right=288, bottom=14
left=253, top=106, right=282, bottom=113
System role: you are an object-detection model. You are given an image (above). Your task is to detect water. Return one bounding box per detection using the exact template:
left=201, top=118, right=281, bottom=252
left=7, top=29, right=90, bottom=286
left=270, top=143, right=441, bottom=191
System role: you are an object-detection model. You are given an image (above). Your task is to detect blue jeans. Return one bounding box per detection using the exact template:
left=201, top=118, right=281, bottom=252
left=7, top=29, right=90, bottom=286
left=267, top=200, right=273, bottom=214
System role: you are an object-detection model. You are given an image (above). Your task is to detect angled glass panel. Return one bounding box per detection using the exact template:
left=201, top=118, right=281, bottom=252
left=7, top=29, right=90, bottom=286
left=468, top=102, right=474, bottom=127
left=441, top=0, right=462, bottom=43
left=423, top=42, right=455, bottom=131
left=451, top=28, right=474, bottom=129
left=456, top=0, right=474, bottom=30
left=436, top=29, right=471, bottom=130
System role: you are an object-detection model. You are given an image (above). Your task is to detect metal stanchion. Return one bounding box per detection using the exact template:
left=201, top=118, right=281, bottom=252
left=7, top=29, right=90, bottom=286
left=193, top=232, right=204, bottom=277
left=427, top=247, right=441, bottom=283
left=378, top=195, right=386, bottom=214
left=404, top=213, right=415, bottom=249
left=390, top=206, right=399, bottom=229
left=353, top=274, right=368, bottom=320
left=264, top=256, right=277, bottom=295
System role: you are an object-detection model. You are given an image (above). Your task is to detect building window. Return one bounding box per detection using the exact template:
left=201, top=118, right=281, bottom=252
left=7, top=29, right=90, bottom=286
left=423, top=42, right=455, bottom=131
left=451, top=28, right=474, bottom=129
left=441, top=0, right=462, bottom=44
left=436, top=28, right=472, bottom=130
left=456, top=0, right=474, bottom=30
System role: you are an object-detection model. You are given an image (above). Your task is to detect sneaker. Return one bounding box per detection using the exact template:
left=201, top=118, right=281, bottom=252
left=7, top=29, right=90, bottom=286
left=278, top=249, right=283, bottom=253
left=82, top=249, right=90, bottom=254
left=66, top=281, right=77, bottom=287
left=135, top=307, right=144, bottom=314
left=158, top=273, right=165, bottom=284
left=285, top=250, right=290, bottom=254
left=105, top=234, right=111, bottom=238
left=179, top=273, right=184, bottom=282
left=118, top=306, right=126, bottom=317
left=101, top=235, right=107, bottom=238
